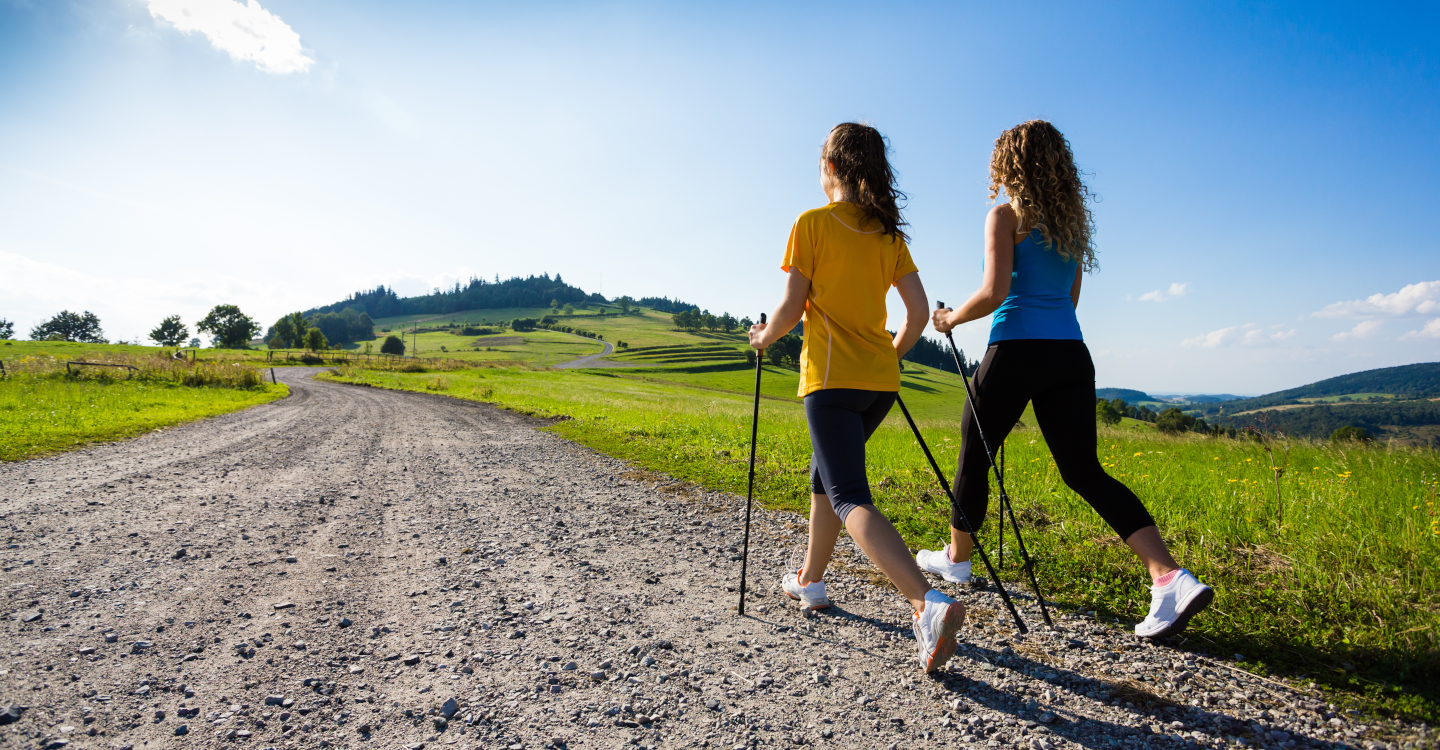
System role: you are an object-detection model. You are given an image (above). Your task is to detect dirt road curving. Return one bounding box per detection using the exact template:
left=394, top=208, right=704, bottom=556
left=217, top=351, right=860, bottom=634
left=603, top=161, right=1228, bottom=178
left=0, top=370, right=1418, bottom=749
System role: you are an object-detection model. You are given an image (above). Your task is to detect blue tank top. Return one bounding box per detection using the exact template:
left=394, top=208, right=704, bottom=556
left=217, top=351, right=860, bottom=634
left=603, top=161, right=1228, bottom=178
left=988, top=230, right=1083, bottom=344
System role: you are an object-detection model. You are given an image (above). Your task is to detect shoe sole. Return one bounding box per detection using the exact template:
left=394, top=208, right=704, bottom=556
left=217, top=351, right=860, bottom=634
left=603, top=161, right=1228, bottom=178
left=1143, top=585, right=1214, bottom=640
left=922, top=602, right=967, bottom=672
left=784, top=591, right=829, bottom=610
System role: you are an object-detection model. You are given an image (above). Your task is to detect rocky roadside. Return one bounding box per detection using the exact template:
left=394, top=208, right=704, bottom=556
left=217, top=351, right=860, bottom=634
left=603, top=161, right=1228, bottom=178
left=0, top=369, right=1431, bottom=750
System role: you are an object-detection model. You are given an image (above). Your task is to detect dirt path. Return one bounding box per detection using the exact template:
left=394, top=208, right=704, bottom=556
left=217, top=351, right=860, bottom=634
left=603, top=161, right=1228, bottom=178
left=0, top=371, right=1424, bottom=750
left=552, top=337, right=630, bottom=369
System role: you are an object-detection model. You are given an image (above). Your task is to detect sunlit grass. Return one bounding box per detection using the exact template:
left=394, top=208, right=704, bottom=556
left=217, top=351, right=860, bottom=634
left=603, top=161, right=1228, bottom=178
left=0, top=375, right=286, bottom=461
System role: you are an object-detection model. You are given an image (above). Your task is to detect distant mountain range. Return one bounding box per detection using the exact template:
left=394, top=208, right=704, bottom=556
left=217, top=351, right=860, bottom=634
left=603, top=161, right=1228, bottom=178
left=1095, top=388, right=1243, bottom=405
left=1108, top=363, right=1440, bottom=444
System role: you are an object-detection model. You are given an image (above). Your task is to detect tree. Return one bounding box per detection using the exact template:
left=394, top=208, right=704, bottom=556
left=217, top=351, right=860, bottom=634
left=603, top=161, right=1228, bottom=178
left=30, top=310, right=106, bottom=343
left=380, top=335, right=405, bottom=355
left=702, top=312, right=718, bottom=332
left=617, top=296, right=633, bottom=314
left=720, top=313, right=738, bottom=333
left=149, top=315, right=189, bottom=347
left=0, top=318, right=13, bottom=339
left=188, top=337, right=201, bottom=348
left=271, top=311, right=307, bottom=349
left=740, top=316, right=754, bottom=329
left=1156, top=408, right=1197, bottom=434
left=1330, top=425, right=1372, bottom=443
left=197, top=305, right=260, bottom=349
left=304, top=327, right=328, bottom=351
left=563, top=303, right=575, bottom=316
left=1096, top=400, right=1122, bottom=426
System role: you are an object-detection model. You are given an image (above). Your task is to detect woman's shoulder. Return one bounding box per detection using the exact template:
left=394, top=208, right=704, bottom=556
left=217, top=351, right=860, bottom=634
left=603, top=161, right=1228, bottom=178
left=796, top=204, right=838, bottom=223
left=987, top=202, right=1020, bottom=226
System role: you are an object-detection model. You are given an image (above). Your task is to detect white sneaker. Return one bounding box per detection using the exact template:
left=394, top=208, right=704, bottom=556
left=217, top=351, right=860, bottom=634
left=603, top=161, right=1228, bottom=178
left=916, top=545, right=973, bottom=584
left=782, top=570, right=830, bottom=610
left=913, top=589, right=966, bottom=672
left=1135, top=569, right=1213, bottom=639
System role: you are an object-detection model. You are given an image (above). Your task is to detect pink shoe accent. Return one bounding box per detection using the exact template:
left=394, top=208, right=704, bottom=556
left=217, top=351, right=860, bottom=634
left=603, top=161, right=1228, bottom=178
left=1154, top=569, right=1179, bottom=587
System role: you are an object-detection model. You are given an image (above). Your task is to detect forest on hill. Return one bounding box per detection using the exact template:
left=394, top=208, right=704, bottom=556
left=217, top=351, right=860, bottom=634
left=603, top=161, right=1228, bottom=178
left=307, top=274, right=603, bottom=320
left=1201, top=362, right=1440, bottom=415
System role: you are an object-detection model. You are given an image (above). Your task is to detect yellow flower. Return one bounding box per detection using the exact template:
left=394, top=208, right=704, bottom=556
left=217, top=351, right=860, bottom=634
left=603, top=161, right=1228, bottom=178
left=1133, top=452, right=1143, bottom=457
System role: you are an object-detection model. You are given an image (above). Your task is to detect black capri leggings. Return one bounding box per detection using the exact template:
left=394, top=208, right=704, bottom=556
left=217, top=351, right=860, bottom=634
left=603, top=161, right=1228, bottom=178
left=805, top=388, right=898, bottom=522
left=952, top=339, right=1155, bottom=541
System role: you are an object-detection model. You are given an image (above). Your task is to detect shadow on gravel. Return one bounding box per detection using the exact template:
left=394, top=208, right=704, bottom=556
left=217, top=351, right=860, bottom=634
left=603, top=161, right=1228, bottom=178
left=929, top=644, right=1319, bottom=750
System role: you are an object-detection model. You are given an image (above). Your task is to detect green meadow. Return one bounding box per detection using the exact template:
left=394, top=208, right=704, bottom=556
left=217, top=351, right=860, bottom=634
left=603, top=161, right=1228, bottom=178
left=316, top=309, right=1440, bottom=721
left=0, top=342, right=287, bottom=461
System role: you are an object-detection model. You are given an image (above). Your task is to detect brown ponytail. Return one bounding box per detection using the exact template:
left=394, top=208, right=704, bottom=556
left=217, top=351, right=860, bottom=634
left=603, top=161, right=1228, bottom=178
left=822, top=122, right=910, bottom=244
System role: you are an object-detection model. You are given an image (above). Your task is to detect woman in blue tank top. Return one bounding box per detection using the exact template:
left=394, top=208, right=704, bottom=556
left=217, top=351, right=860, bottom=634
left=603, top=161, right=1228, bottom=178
left=916, top=121, right=1213, bottom=640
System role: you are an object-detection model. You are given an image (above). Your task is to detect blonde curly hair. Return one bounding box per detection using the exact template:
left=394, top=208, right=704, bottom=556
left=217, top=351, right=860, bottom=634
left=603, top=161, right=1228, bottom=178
left=989, top=120, right=1097, bottom=271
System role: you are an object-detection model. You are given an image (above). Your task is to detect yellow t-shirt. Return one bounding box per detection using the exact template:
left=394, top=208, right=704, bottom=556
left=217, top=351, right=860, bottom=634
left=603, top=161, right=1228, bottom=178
left=781, top=202, right=919, bottom=397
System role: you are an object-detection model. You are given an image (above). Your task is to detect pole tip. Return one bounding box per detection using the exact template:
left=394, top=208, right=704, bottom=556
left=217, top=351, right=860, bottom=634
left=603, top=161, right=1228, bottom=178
left=936, top=300, right=945, bottom=309
left=759, top=313, right=766, bottom=324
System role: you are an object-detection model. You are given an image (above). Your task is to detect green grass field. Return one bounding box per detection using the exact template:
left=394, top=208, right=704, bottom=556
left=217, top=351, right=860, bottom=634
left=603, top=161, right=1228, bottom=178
left=320, top=360, right=1440, bottom=721
left=0, top=350, right=286, bottom=461
left=1297, top=393, right=1400, bottom=403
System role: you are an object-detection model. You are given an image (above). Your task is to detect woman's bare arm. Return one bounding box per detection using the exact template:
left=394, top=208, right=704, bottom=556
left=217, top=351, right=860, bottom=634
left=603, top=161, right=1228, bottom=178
left=891, top=272, right=929, bottom=358
left=933, top=204, right=1017, bottom=333
left=748, top=268, right=810, bottom=349
left=1070, top=265, right=1082, bottom=308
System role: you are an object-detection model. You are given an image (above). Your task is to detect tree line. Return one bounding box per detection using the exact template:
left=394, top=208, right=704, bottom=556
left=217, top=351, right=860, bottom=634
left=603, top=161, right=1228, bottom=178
left=307, top=274, right=603, bottom=320
left=8, top=307, right=261, bottom=349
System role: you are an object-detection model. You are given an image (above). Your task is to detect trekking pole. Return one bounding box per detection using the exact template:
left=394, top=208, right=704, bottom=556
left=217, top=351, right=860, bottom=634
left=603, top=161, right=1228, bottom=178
left=936, top=301, right=1053, bottom=626
left=737, top=312, right=766, bottom=617
left=894, top=395, right=1028, bottom=634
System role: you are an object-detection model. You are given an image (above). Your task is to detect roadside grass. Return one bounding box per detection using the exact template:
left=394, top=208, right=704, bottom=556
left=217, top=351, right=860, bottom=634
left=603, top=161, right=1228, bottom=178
left=321, top=364, right=1440, bottom=721
left=0, top=355, right=286, bottom=461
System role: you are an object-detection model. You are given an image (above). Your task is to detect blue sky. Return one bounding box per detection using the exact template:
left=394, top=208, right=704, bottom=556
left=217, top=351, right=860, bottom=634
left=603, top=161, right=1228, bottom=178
left=1, top=0, right=1437, bottom=394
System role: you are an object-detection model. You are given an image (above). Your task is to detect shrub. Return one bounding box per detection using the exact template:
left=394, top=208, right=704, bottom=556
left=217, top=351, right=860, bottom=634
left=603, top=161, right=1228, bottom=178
left=1096, top=401, right=1122, bottom=426
left=1330, top=425, right=1373, bottom=443
left=1156, top=408, right=1197, bottom=434
left=380, top=335, right=405, bottom=355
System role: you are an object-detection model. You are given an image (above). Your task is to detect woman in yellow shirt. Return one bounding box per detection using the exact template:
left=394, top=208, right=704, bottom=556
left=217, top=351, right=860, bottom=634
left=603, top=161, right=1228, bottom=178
left=749, top=122, right=966, bottom=673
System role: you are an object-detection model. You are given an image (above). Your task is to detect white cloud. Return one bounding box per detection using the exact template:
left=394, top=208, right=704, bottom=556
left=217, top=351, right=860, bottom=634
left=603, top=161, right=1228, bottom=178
left=0, top=249, right=296, bottom=343
left=1133, top=282, right=1190, bottom=302
left=1183, top=322, right=1296, bottom=348
left=1181, top=325, right=1239, bottom=348
left=1331, top=320, right=1384, bottom=341
left=145, top=0, right=314, bottom=75
left=1313, top=280, right=1440, bottom=319
left=1399, top=318, right=1440, bottom=340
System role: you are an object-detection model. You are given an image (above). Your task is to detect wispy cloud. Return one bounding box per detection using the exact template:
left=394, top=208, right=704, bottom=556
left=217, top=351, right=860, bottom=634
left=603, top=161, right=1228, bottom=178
left=1330, top=320, right=1384, bottom=341
left=145, top=0, right=314, bottom=75
left=1131, top=282, right=1189, bottom=302
left=1183, top=322, right=1298, bottom=348
left=1312, top=280, right=1440, bottom=319
left=1181, top=324, right=1239, bottom=348
left=1399, top=318, right=1440, bottom=340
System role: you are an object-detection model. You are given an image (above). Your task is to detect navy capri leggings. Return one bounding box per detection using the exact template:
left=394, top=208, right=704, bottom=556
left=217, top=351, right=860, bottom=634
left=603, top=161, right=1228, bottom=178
left=805, top=388, right=897, bottom=521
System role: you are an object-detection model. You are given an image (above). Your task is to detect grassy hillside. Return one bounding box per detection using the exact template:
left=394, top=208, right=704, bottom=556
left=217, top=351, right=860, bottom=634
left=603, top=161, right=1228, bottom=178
left=1207, top=362, right=1440, bottom=414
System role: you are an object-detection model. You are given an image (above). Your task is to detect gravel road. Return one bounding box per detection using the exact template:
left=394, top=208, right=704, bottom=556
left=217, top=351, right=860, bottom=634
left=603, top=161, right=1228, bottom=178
left=0, top=370, right=1429, bottom=750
